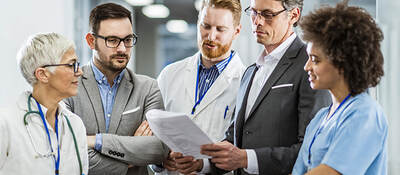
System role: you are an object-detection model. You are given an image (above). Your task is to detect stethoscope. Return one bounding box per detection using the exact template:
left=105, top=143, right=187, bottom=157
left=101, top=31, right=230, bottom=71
left=23, top=94, right=83, bottom=175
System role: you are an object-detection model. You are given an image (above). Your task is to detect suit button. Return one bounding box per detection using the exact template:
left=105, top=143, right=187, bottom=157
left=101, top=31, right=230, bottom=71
left=109, top=150, right=113, bottom=154
left=245, top=130, right=251, bottom=135
left=121, top=153, right=125, bottom=158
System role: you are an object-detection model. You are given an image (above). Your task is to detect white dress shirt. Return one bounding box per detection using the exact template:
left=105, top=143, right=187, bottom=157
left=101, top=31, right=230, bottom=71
left=244, top=33, right=297, bottom=174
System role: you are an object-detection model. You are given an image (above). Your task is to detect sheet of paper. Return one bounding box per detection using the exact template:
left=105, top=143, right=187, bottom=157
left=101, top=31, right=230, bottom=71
left=146, top=109, right=213, bottom=159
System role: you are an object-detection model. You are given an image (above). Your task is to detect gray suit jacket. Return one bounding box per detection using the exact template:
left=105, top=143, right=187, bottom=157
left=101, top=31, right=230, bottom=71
left=65, top=64, right=169, bottom=175
left=210, top=37, right=331, bottom=175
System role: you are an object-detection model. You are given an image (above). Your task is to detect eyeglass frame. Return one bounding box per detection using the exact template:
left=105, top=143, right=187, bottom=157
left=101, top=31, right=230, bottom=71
left=92, top=33, right=138, bottom=48
left=244, top=6, right=287, bottom=21
left=42, top=61, right=80, bottom=73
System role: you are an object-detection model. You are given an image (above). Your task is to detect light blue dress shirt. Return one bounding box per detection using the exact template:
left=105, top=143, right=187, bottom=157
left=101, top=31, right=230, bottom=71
left=292, top=92, right=388, bottom=175
left=91, top=62, right=125, bottom=151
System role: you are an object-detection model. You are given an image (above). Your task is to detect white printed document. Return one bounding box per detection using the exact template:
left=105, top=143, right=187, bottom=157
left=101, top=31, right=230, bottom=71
left=146, top=109, right=213, bottom=159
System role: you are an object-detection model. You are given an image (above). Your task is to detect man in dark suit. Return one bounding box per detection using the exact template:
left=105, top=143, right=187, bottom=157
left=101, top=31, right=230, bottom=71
left=171, top=0, right=330, bottom=174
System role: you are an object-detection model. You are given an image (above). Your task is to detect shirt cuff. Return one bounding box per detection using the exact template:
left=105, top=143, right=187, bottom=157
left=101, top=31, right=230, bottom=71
left=150, top=164, right=165, bottom=173
left=243, top=149, right=259, bottom=174
left=199, top=158, right=211, bottom=173
left=94, top=133, right=103, bottom=151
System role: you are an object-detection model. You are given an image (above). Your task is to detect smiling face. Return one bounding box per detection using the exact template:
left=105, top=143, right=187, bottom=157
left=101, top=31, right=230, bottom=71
left=88, top=18, right=133, bottom=73
left=304, top=43, right=343, bottom=91
left=197, top=6, right=240, bottom=63
left=47, top=48, right=83, bottom=98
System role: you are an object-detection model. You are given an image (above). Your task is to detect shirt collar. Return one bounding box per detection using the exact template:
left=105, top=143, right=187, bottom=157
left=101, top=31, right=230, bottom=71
left=91, top=61, right=125, bottom=85
left=256, top=33, right=297, bottom=66
left=199, top=50, right=234, bottom=73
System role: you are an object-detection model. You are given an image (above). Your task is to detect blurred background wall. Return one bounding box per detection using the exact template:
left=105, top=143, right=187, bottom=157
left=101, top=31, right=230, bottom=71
left=1, top=0, right=399, bottom=173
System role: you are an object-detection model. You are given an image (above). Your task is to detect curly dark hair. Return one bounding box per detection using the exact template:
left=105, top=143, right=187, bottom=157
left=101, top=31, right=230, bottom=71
left=300, top=0, right=384, bottom=95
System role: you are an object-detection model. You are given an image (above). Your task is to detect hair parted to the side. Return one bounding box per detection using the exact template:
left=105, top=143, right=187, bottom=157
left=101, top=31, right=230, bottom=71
left=17, top=33, right=75, bottom=86
left=200, top=0, right=242, bottom=26
left=89, top=3, right=132, bottom=34
left=300, top=0, right=384, bottom=95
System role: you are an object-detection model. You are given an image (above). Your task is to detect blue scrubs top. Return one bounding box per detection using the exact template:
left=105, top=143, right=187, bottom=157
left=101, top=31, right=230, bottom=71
left=292, top=92, right=388, bottom=175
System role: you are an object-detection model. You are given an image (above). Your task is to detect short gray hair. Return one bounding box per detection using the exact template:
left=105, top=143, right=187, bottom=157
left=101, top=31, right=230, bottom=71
left=17, top=33, right=75, bottom=86
left=279, top=0, right=304, bottom=27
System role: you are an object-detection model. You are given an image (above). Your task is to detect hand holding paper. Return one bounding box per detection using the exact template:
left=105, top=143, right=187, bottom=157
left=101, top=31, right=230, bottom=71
left=146, top=109, right=213, bottom=159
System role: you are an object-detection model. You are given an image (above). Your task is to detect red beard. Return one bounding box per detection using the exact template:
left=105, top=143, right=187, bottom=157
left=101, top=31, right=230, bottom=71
left=200, top=40, right=231, bottom=59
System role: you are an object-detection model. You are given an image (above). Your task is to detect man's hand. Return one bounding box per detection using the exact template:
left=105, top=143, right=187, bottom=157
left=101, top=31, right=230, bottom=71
left=175, top=153, right=203, bottom=175
left=167, top=152, right=203, bottom=174
left=201, top=141, right=247, bottom=171
left=87, top=135, right=96, bottom=148
left=163, top=151, right=178, bottom=171
left=134, top=120, right=152, bottom=136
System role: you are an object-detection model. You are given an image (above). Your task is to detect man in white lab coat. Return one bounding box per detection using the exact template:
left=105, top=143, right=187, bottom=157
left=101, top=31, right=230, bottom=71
left=156, top=0, right=245, bottom=173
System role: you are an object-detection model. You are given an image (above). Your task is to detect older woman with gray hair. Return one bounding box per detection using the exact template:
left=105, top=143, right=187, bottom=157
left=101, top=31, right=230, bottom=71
left=0, top=33, right=88, bottom=175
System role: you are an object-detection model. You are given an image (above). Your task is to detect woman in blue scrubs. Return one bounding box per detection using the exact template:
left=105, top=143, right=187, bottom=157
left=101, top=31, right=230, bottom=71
left=292, top=1, right=387, bottom=175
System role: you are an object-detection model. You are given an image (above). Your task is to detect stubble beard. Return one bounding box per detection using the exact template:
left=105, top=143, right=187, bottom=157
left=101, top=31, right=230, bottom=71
left=95, top=42, right=129, bottom=72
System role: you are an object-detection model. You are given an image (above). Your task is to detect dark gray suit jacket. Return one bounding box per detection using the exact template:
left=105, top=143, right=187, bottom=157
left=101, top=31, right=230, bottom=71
left=210, top=37, right=330, bottom=175
left=65, top=65, right=169, bottom=175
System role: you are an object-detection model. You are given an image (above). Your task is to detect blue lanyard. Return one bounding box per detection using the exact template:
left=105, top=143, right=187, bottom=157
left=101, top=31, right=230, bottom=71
left=35, top=99, right=61, bottom=175
left=307, top=93, right=351, bottom=167
left=191, top=52, right=234, bottom=114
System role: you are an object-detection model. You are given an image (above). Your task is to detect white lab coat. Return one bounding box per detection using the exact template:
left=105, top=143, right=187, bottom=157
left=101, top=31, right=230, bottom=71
left=0, top=91, right=88, bottom=175
left=157, top=52, right=246, bottom=142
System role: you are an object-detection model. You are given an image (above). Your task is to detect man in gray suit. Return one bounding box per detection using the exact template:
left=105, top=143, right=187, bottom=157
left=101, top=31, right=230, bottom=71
left=65, top=3, right=168, bottom=175
left=173, top=0, right=330, bottom=174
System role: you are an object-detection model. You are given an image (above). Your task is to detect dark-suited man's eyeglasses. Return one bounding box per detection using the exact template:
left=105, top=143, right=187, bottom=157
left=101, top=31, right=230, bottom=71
left=244, top=6, right=287, bottom=21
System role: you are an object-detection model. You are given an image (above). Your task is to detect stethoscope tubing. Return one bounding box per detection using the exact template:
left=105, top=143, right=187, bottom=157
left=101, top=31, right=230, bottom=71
left=23, top=94, right=83, bottom=175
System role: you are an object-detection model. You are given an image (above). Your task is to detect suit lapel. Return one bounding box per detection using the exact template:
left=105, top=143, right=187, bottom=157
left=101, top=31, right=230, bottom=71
left=108, top=69, right=134, bottom=134
left=234, top=65, right=257, bottom=147
left=82, top=65, right=107, bottom=133
left=247, top=37, right=304, bottom=120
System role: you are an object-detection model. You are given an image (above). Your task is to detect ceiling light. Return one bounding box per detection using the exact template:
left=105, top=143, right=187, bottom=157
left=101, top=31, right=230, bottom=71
left=142, top=4, right=170, bottom=18
left=125, top=0, right=153, bottom=6
left=166, top=20, right=189, bottom=33
left=194, top=0, right=202, bottom=11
